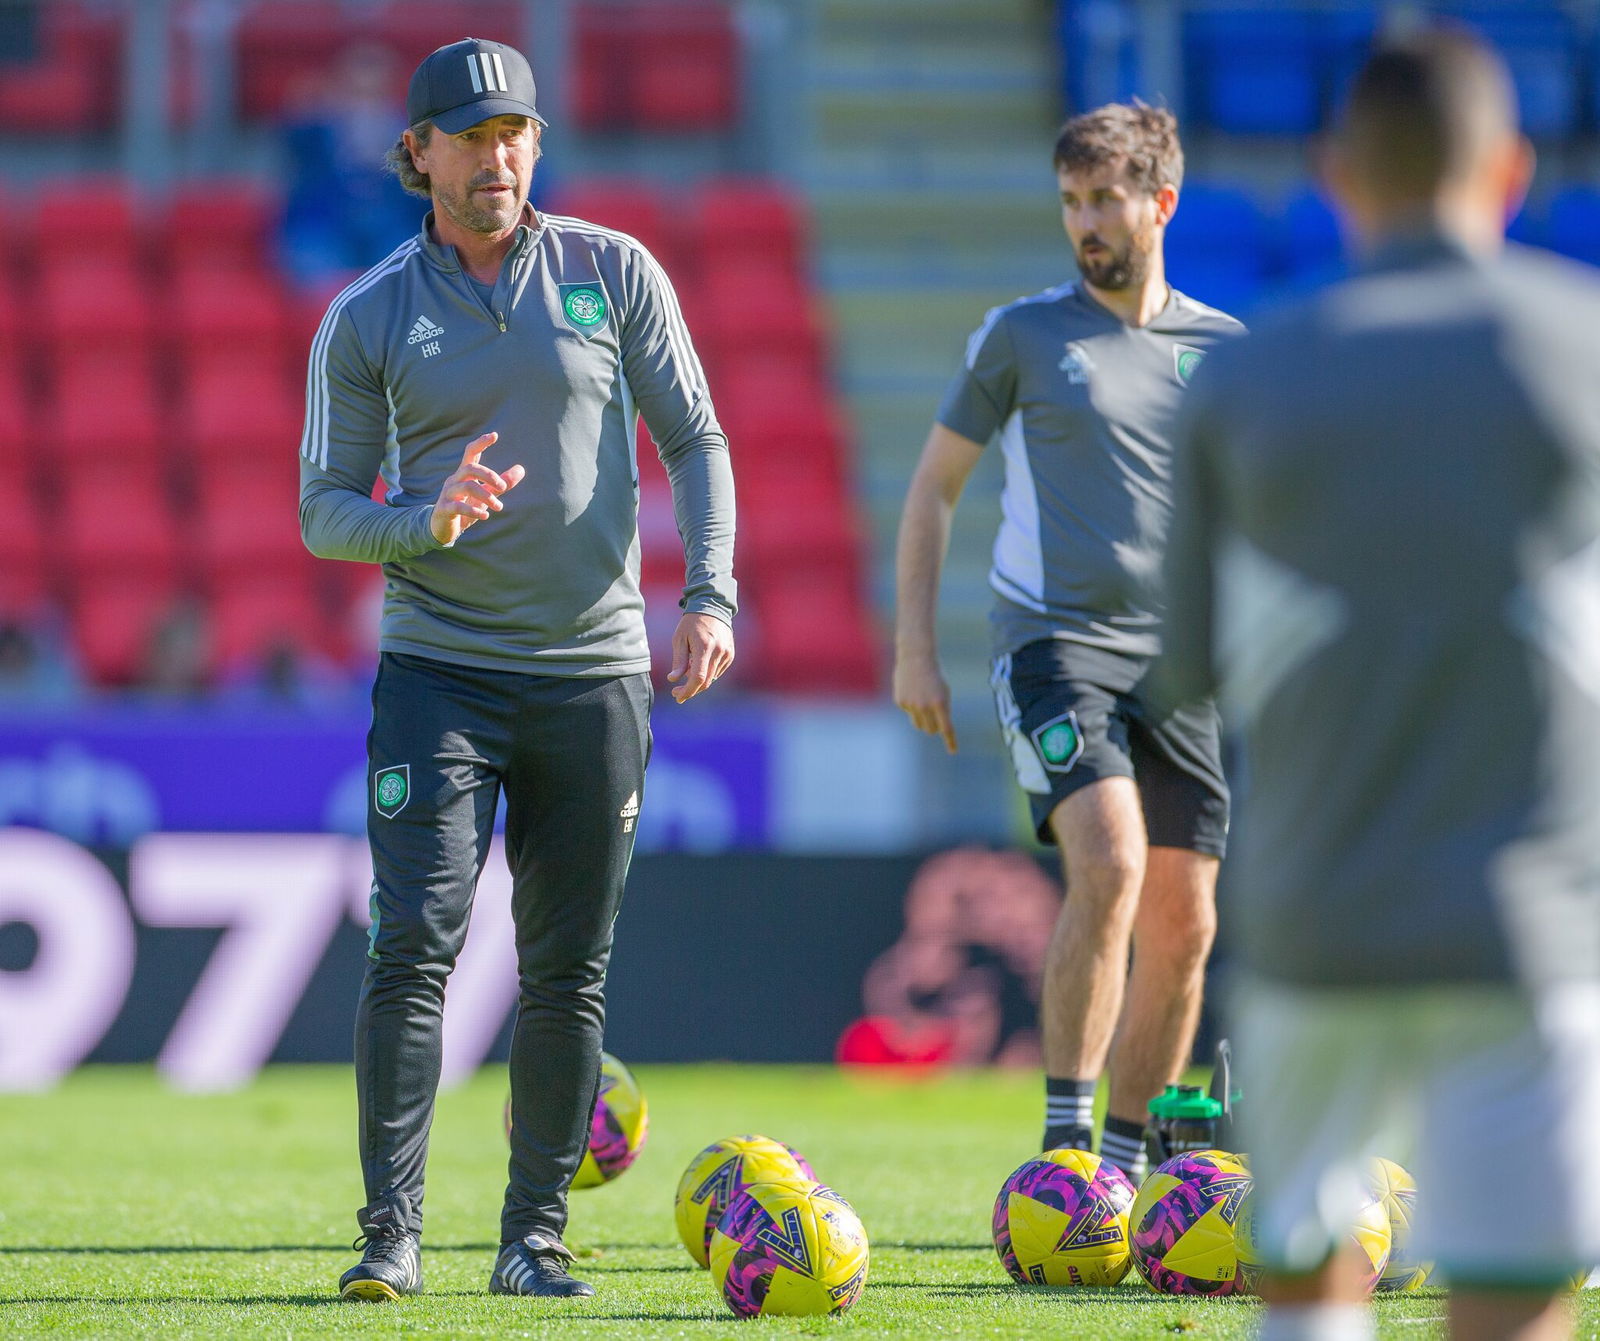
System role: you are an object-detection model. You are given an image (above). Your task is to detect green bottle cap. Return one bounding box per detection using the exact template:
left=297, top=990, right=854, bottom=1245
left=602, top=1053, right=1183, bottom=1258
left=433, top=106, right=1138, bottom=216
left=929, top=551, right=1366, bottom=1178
left=1147, top=1083, right=1223, bottom=1120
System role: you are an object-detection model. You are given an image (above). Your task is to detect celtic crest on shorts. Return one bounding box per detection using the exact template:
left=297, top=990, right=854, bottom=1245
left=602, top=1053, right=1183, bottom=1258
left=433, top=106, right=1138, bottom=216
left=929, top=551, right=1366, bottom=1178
left=373, top=765, right=410, bottom=818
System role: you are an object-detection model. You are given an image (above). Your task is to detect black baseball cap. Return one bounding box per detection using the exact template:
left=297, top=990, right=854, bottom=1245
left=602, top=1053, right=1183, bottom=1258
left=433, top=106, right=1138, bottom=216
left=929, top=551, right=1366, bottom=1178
left=406, top=38, right=546, bottom=134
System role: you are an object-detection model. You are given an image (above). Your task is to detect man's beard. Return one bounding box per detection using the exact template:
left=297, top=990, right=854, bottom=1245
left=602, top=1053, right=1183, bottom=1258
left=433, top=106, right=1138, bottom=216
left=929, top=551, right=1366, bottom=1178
left=1075, top=229, right=1153, bottom=291
left=436, top=169, right=530, bottom=235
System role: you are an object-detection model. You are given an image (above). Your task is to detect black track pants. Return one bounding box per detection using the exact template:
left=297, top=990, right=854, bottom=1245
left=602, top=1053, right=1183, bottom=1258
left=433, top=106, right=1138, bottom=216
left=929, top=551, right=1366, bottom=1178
left=353, top=652, right=651, bottom=1244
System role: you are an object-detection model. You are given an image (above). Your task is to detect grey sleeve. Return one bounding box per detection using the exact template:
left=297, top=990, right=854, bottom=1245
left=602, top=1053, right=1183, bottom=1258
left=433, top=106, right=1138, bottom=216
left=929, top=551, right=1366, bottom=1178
left=622, top=251, right=737, bottom=623
left=936, top=308, right=1018, bottom=445
left=1154, top=377, right=1222, bottom=709
left=298, top=306, right=443, bottom=563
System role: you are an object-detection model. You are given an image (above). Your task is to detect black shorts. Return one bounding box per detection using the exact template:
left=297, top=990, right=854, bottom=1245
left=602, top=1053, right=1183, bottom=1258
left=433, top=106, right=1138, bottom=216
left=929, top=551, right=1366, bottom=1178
left=990, top=638, right=1228, bottom=856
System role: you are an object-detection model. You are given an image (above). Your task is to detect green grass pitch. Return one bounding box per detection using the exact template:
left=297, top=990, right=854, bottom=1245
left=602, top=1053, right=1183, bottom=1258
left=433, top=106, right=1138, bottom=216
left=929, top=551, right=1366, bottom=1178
left=2, top=1065, right=1595, bottom=1338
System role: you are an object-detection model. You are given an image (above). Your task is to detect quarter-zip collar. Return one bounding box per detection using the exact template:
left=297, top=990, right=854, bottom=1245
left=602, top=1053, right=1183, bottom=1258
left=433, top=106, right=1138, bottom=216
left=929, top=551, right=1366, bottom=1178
left=416, top=203, right=546, bottom=278
left=417, top=204, right=545, bottom=331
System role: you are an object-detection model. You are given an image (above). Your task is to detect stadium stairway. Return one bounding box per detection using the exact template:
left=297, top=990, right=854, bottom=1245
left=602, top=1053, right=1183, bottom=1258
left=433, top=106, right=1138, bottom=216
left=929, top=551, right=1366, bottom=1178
left=799, top=0, right=1067, bottom=735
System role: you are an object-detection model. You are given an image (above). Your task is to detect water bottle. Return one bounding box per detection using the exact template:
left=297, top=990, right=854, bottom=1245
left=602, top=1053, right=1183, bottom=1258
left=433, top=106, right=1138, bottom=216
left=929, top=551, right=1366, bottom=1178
left=1144, top=1084, right=1223, bottom=1167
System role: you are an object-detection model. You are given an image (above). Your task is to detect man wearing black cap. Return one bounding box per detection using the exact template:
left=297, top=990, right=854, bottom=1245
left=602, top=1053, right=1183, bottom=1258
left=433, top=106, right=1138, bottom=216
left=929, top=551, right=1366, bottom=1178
left=298, top=37, right=736, bottom=1302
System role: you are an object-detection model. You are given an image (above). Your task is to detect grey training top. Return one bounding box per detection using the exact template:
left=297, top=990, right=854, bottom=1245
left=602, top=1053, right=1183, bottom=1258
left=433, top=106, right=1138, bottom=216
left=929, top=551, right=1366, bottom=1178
left=1162, top=236, right=1600, bottom=992
left=299, top=208, right=736, bottom=677
left=938, top=282, right=1245, bottom=659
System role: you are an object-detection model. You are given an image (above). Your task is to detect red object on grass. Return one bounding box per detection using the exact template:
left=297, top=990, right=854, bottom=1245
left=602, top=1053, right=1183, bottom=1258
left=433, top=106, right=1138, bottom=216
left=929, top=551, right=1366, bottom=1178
left=835, top=1015, right=957, bottom=1071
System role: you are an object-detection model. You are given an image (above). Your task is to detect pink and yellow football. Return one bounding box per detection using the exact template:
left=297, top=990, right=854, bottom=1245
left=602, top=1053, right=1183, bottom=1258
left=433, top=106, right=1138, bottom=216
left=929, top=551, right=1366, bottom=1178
left=1235, top=1179, right=1393, bottom=1297
left=709, top=1180, right=869, bottom=1318
left=674, top=1134, right=816, bottom=1268
left=1369, top=1158, right=1430, bottom=1293
left=992, top=1149, right=1135, bottom=1286
left=570, top=1052, right=648, bottom=1189
left=1129, top=1149, right=1252, bottom=1296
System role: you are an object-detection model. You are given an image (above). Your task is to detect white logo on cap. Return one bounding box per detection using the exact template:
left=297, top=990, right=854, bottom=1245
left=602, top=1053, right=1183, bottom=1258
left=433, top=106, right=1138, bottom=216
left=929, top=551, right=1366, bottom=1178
left=467, top=51, right=509, bottom=94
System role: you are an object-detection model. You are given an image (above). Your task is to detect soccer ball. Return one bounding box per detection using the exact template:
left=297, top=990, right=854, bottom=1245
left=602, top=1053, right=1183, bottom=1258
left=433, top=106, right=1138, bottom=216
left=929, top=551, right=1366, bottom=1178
left=674, top=1134, right=816, bottom=1268
left=992, top=1149, right=1135, bottom=1286
left=1369, top=1158, right=1431, bottom=1293
left=1129, top=1149, right=1253, bottom=1296
left=1235, top=1180, right=1392, bottom=1296
left=709, top=1179, right=869, bottom=1318
left=570, top=1052, right=648, bottom=1189
left=1346, top=1181, right=1394, bottom=1291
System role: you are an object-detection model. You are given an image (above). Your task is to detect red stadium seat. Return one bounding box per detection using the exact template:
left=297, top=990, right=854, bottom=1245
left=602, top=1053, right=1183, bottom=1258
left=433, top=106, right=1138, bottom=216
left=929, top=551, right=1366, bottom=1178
left=0, top=3, right=121, bottom=134
left=167, top=262, right=291, bottom=364
left=686, top=260, right=822, bottom=378
left=180, top=365, right=305, bottom=464
left=192, top=462, right=308, bottom=581
left=0, top=364, right=31, bottom=468
left=33, top=178, right=141, bottom=269
left=690, top=179, right=807, bottom=269
left=700, top=327, right=829, bottom=397
left=547, top=180, right=677, bottom=268
left=70, top=579, right=185, bottom=687
left=0, top=457, right=47, bottom=615
left=724, top=410, right=849, bottom=490
left=39, top=261, right=157, bottom=360
left=737, top=473, right=862, bottom=578
left=368, top=2, right=525, bottom=65
left=745, top=571, right=879, bottom=694
left=235, top=1, right=523, bottom=121
left=62, top=469, right=181, bottom=586
left=163, top=181, right=281, bottom=270
left=207, top=573, right=333, bottom=673
left=234, top=1, right=346, bottom=121
left=52, top=363, right=165, bottom=468
left=170, top=259, right=292, bottom=353
left=46, top=345, right=160, bottom=400
left=0, top=235, right=24, bottom=358
left=574, top=4, right=737, bottom=134
left=713, top=361, right=835, bottom=444
left=635, top=445, right=684, bottom=586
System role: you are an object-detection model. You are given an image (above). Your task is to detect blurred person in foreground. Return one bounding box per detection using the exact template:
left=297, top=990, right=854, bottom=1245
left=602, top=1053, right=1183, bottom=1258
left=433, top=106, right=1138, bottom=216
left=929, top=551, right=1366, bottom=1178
left=893, top=105, right=1244, bottom=1179
left=298, top=37, right=735, bottom=1302
left=1160, top=28, right=1600, bottom=1341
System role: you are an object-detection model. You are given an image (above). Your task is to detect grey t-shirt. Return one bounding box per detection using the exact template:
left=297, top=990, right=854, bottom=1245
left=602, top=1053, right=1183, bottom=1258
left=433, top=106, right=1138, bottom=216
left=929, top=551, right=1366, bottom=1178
left=938, top=282, right=1245, bottom=659
left=299, top=208, right=736, bottom=677
left=1162, top=237, right=1600, bottom=991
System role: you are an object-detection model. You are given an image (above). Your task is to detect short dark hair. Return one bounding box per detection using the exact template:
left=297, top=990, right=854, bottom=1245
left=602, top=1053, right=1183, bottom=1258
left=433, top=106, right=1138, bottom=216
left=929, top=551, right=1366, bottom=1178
left=1053, top=102, right=1183, bottom=196
left=1335, top=26, right=1515, bottom=202
left=385, top=121, right=434, bottom=199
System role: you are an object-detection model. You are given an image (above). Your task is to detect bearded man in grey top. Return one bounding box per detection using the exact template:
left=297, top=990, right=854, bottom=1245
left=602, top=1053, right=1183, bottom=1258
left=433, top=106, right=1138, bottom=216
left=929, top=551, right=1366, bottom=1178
left=299, top=37, right=734, bottom=1303
left=1162, top=28, right=1600, bottom=1341
left=893, top=104, right=1243, bottom=1182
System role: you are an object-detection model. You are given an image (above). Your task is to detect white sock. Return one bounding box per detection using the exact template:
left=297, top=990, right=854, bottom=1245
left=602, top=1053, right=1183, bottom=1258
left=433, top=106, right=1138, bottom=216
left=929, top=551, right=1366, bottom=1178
left=1258, top=1303, right=1375, bottom=1341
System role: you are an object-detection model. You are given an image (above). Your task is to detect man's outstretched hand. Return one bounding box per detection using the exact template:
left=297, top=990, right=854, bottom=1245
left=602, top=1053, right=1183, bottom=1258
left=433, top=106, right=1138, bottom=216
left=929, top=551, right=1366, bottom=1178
left=430, top=432, right=526, bottom=546
left=668, top=612, right=735, bottom=703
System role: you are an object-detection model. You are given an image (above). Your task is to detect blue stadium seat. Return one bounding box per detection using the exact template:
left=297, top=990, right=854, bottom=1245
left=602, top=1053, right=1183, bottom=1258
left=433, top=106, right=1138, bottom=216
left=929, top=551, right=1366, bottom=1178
left=1166, top=182, right=1269, bottom=314
left=1058, top=0, right=1144, bottom=114
left=1504, top=200, right=1544, bottom=251
left=1184, top=10, right=1319, bottom=134
left=1442, top=6, right=1578, bottom=139
left=1546, top=186, right=1600, bottom=268
left=1280, top=188, right=1343, bottom=280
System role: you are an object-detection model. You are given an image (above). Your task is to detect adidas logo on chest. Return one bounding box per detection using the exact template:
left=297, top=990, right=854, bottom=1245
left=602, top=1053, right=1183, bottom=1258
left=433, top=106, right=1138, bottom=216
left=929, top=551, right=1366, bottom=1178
left=407, top=315, right=444, bottom=356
